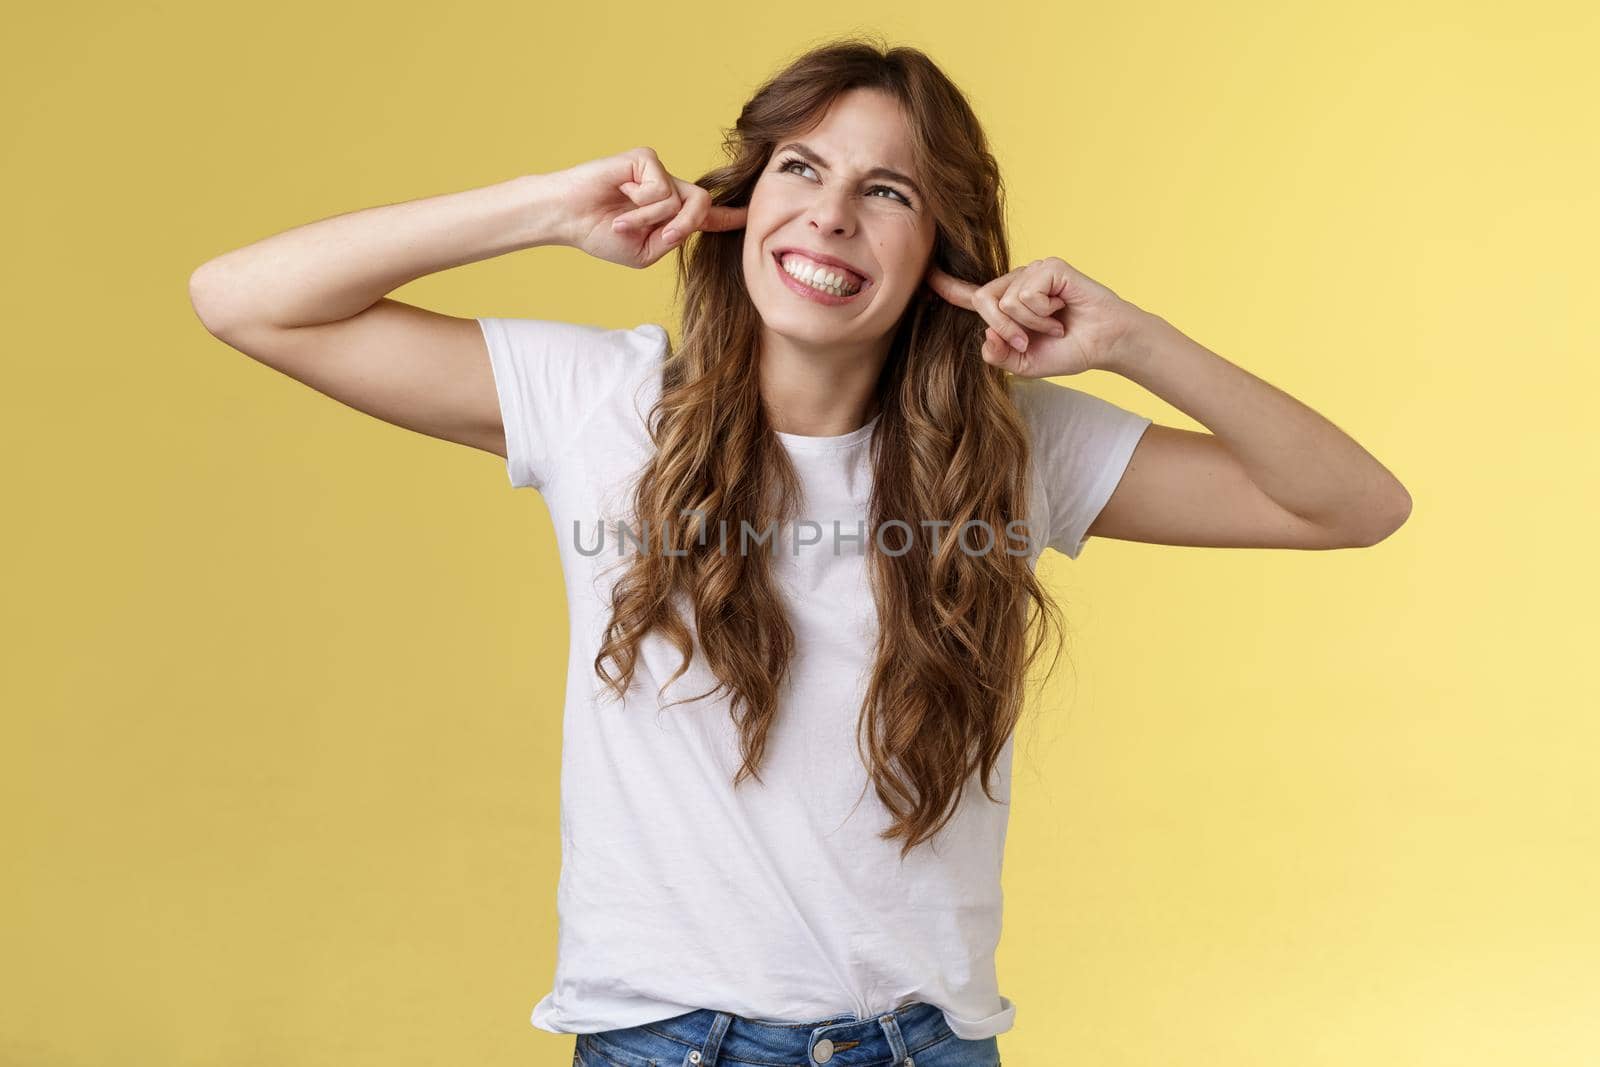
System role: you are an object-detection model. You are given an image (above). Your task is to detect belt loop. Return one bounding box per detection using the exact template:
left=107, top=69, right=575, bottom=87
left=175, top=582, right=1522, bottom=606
left=876, top=1009, right=912, bottom=1066
left=689, top=1010, right=734, bottom=1067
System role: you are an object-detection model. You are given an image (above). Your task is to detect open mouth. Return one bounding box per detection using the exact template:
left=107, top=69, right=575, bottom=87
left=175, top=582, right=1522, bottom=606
left=771, top=250, right=870, bottom=306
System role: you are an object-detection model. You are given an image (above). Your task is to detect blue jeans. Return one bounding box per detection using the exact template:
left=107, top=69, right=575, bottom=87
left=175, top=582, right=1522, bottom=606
left=571, top=1000, right=1001, bottom=1067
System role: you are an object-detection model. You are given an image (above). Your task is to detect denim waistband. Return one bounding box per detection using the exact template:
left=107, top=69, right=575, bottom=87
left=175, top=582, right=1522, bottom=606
left=629, top=1000, right=949, bottom=1066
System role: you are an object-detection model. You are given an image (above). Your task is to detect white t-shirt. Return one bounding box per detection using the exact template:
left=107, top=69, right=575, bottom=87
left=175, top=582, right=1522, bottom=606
left=477, top=316, right=1152, bottom=1040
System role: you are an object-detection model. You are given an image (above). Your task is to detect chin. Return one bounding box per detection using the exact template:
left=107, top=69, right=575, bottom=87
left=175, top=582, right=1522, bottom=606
left=760, top=306, right=862, bottom=342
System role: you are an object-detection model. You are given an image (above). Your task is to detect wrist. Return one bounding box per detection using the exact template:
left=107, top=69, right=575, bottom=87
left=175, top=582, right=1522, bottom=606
left=513, top=171, right=576, bottom=249
left=1099, top=308, right=1167, bottom=376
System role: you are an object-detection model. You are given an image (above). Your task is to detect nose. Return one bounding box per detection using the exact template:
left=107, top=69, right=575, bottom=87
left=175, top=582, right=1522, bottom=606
left=806, top=188, right=857, bottom=238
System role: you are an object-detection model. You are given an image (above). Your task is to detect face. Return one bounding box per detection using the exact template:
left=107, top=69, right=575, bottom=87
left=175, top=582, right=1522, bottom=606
left=741, top=87, right=937, bottom=349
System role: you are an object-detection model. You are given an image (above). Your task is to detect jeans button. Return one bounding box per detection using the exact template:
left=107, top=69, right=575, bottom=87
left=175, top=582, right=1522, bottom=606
left=812, top=1037, right=835, bottom=1063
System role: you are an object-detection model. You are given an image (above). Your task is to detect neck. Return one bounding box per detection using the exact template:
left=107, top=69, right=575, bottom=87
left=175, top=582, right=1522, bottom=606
left=757, top=326, right=889, bottom=436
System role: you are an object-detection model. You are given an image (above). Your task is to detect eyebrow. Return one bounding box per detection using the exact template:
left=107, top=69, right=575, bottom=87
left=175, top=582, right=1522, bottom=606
left=774, top=141, right=923, bottom=202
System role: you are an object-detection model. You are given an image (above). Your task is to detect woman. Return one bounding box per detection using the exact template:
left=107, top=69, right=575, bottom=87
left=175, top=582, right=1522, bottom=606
left=189, top=36, right=1410, bottom=1067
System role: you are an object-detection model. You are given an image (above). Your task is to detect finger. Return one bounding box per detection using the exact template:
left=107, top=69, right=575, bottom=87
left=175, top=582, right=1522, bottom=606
left=924, top=264, right=980, bottom=310
left=666, top=179, right=747, bottom=237
left=1026, top=291, right=1069, bottom=319
left=661, top=183, right=730, bottom=244
left=982, top=327, right=1002, bottom=363
left=1016, top=262, right=1070, bottom=323
left=651, top=183, right=698, bottom=245
left=1000, top=280, right=1066, bottom=337
left=658, top=203, right=700, bottom=246
left=618, top=149, right=675, bottom=207
left=613, top=153, right=682, bottom=231
left=647, top=190, right=706, bottom=252
left=972, top=283, right=1030, bottom=353
left=699, top=203, right=748, bottom=232
left=982, top=327, right=1021, bottom=370
left=646, top=225, right=680, bottom=259
left=612, top=194, right=681, bottom=233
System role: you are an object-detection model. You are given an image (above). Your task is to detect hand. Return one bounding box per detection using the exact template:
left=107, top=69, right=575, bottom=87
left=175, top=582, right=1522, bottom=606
left=924, top=255, right=1146, bottom=377
left=545, top=146, right=747, bottom=269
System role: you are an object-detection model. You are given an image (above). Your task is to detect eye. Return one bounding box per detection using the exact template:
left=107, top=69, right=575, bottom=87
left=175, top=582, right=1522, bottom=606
left=778, top=157, right=817, bottom=180
left=777, top=156, right=913, bottom=207
left=866, top=184, right=913, bottom=206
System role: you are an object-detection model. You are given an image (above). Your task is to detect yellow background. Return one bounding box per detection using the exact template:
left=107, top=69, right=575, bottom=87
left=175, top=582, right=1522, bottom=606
left=4, top=1, right=1595, bottom=1064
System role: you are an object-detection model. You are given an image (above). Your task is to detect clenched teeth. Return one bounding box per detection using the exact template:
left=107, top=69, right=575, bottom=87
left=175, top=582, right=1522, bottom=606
left=780, top=253, right=863, bottom=297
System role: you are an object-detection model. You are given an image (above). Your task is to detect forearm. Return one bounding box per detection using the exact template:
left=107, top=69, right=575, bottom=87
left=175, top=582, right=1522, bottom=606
left=189, top=172, right=568, bottom=334
left=1107, top=312, right=1412, bottom=532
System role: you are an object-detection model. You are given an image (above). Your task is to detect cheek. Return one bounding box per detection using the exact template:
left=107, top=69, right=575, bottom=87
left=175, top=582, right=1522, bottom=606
left=746, top=179, right=787, bottom=218
left=872, top=233, right=929, bottom=291
left=743, top=194, right=783, bottom=251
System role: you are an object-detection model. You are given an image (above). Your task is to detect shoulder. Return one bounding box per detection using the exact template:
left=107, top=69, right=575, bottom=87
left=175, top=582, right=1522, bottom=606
left=477, top=316, right=669, bottom=367
left=1006, top=372, right=1095, bottom=413
left=475, top=317, right=670, bottom=491
left=1002, top=374, right=1153, bottom=559
left=478, top=317, right=669, bottom=413
left=1005, top=373, right=1149, bottom=437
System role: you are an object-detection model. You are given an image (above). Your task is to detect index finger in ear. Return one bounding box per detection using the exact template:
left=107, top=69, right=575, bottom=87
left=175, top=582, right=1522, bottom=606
left=662, top=184, right=747, bottom=243
left=661, top=180, right=746, bottom=239
left=699, top=204, right=748, bottom=232
left=924, top=264, right=978, bottom=310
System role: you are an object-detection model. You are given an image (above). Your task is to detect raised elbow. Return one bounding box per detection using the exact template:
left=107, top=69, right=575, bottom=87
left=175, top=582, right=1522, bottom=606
left=188, top=262, right=224, bottom=334
left=188, top=260, right=247, bottom=338
left=1354, top=485, right=1413, bottom=547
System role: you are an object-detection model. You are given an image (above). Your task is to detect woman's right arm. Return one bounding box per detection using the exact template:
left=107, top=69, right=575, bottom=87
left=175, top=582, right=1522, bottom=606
left=187, top=172, right=574, bottom=459
left=189, top=149, right=740, bottom=460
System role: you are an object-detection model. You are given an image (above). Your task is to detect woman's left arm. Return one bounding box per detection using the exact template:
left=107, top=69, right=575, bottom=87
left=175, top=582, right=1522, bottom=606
left=927, top=256, right=1414, bottom=551
left=1091, top=311, right=1413, bottom=550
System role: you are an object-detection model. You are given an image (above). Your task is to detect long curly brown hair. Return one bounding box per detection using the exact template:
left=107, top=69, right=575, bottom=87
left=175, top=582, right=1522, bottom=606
left=593, top=35, right=1068, bottom=859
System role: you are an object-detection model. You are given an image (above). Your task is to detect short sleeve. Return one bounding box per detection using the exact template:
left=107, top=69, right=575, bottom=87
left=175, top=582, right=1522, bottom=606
left=476, top=317, right=668, bottom=491
left=1012, top=376, right=1153, bottom=560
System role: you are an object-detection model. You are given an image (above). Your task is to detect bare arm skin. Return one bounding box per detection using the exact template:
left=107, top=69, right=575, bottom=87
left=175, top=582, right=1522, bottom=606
left=1088, top=311, right=1413, bottom=551
left=927, top=258, right=1411, bottom=553
left=187, top=173, right=572, bottom=459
